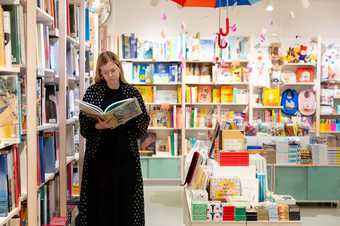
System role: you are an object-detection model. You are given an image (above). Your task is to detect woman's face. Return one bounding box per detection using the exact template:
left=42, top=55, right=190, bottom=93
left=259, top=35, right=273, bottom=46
left=100, top=61, right=120, bottom=89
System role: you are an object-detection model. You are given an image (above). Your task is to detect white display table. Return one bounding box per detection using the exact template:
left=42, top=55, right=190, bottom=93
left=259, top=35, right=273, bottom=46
left=183, top=188, right=302, bottom=226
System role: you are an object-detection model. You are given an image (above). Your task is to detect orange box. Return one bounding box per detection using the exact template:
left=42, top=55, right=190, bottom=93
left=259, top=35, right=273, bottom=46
left=296, top=67, right=314, bottom=82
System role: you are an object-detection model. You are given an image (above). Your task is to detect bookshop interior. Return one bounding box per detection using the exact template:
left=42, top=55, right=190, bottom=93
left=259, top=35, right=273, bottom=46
left=1, top=0, right=340, bottom=226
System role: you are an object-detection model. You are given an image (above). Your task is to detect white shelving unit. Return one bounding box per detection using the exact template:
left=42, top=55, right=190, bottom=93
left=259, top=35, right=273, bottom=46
left=0, top=65, right=21, bottom=73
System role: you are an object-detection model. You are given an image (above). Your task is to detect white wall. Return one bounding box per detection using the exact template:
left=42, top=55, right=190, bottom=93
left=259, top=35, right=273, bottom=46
left=107, top=0, right=340, bottom=43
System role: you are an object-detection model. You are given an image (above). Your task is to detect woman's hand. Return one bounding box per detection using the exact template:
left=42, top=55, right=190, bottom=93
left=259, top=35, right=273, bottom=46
left=95, top=117, right=119, bottom=130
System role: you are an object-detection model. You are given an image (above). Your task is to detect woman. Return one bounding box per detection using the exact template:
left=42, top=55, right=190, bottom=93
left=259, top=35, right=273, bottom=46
left=77, top=51, right=150, bottom=226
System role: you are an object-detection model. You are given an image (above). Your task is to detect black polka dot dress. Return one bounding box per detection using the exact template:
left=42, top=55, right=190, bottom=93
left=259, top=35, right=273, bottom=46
left=77, top=81, right=150, bottom=226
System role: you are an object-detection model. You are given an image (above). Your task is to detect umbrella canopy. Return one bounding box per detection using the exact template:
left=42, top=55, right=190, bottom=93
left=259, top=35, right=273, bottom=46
left=171, top=0, right=261, bottom=8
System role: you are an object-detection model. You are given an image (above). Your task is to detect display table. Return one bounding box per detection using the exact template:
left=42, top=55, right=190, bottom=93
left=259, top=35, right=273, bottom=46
left=183, top=188, right=302, bottom=226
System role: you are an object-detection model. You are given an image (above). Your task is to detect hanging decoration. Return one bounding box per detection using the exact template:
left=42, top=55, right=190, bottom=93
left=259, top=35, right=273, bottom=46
left=169, top=0, right=261, bottom=49
left=217, top=16, right=230, bottom=49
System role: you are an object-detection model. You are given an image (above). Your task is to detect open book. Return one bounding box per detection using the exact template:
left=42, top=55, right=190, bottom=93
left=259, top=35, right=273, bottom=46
left=77, top=97, right=142, bottom=125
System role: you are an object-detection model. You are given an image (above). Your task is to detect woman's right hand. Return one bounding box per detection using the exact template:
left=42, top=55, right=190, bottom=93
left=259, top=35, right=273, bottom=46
left=95, top=118, right=115, bottom=130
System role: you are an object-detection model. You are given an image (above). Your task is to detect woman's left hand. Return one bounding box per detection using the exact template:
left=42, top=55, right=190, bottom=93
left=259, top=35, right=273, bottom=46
left=108, top=116, right=119, bottom=129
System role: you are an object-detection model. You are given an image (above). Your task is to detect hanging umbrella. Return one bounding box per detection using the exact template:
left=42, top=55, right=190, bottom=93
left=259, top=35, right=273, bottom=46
left=171, top=0, right=261, bottom=48
left=171, top=0, right=261, bottom=8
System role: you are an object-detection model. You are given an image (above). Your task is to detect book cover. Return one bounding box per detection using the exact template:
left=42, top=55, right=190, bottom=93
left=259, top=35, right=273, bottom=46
left=0, top=6, right=5, bottom=66
left=3, top=11, right=12, bottom=66
left=134, top=85, right=153, bottom=103
left=156, top=139, right=170, bottom=157
left=199, top=39, right=215, bottom=61
left=77, top=97, right=142, bottom=124
left=213, top=87, right=221, bottom=103
left=139, top=132, right=156, bottom=156
left=0, top=75, right=20, bottom=140
left=197, top=86, right=212, bottom=103
left=221, top=86, right=233, bottom=103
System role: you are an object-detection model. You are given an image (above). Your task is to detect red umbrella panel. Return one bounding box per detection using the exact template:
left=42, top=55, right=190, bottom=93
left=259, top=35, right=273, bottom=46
left=171, top=0, right=216, bottom=7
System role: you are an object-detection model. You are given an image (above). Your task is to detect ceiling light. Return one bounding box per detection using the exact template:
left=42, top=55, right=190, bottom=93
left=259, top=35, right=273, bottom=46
left=266, top=4, right=273, bottom=11
left=301, top=0, right=310, bottom=9
left=266, top=0, right=274, bottom=11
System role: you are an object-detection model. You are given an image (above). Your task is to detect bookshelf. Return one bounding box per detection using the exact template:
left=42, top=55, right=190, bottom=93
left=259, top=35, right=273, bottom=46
left=0, top=0, right=94, bottom=225
left=117, top=33, right=340, bottom=201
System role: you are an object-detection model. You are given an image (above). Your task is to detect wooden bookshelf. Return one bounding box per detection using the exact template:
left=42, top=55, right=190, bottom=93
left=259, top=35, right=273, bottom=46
left=0, top=138, right=20, bottom=149
left=0, top=65, right=21, bottom=73
left=37, top=123, right=59, bottom=131
left=36, top=7, right=54, bottom=25
left=130, top=82, right=180, bottom=86
left=66, top=35, right=80, bottom=47
left=281, top=82, right=315, bottom=86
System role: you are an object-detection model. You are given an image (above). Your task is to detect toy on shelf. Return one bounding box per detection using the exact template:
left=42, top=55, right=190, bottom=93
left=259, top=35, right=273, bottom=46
left=281, top=43, right=318, bottom=64
left=321, top=47, right=340, bottom=81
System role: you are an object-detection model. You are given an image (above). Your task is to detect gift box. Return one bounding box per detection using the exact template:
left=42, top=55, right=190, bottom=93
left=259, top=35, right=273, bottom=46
left=192, top=201, right=208, bottom=221
left=296, top=67, right=314, bottom=82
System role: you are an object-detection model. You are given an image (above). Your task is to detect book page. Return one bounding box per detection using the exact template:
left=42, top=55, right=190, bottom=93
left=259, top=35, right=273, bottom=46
left=107, top=97, right=142, bottom=125
left=77, top=100, right=104, bottom=119
left=104, top=97, right=134, bottom=113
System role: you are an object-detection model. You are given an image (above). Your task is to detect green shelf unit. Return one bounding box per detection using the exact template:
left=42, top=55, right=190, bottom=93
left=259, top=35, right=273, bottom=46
left=140, top=158, right=181, bottom=180
left=140, top=158, right=149, bottom=178
left=275, top=166, right=308, bottom=200
left=273, top=166, right=340, bottom=201
left=307, top=167, right=340, bottom=201
left=267, top=165, right=273, bottom=191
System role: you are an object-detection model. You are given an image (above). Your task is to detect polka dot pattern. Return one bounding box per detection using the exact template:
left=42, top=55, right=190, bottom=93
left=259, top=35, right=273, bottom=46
left=77, top=82, right=150, bottom=226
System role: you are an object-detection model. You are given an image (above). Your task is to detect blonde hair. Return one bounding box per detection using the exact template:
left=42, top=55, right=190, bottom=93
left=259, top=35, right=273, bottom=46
left=94, top=51, right=128, bottom=84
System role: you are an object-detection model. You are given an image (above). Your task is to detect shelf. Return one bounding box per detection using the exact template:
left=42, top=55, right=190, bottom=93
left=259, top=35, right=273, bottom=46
left=0, top=0, right=21, bottom=5
left=186, top=60, right=215, bottom=64
left=67, top=156, right=75, bottom=165
left=39, top=172, right=58, bottom=189
left=186, top=128, right=214, bottom=131
left=186, top=103, right=219, bottom=106
left=36, top=7, right=54, bottom=25
left=186, top=82, right=249, bottom=86
left=145, top=103, right=181, bottom=106
left=68, top=76, right=80, bottom=83
left=0, top=65, right=21, bottom=74
left=37, top=68, right=56, bottom=77
left=66, top=36, right=80, bottom=47
left=246, top=222, right=301, bottom=226
left=49, top=28, right=59, bottom=38
left=320, top=131, right=340, bottom=134
left=66, top=118, right=78, bottom=125
left=216, top=82, right=249, bottom=86
left=320, top=114, right=340, bottom=117
left=185, top=82, right=214, bottom=85
left=38, top=123, right=58, bottom=131
left=0, top=207, right=20, bottom=226
left=220, top=59, right=249, bottom=63
left=321, top=80, right=340, bottom=84
left=281, top=82, right=315, bottom=86
left=0, top=138, right=20, bottom=150
left=220, top=103, right=248, bottom=106
left=282, top=63, right=315, bottom=67
left=130, top=82, right=180, bottom=86
left=148, top=127, right=180, bottom=131
left=253, top=106, right=282, bottom=109
left=141, top=156, right=182, bottom=159
left=274, top=164, right=340, bottom=167
left=121, top=59, right=182, bottom=63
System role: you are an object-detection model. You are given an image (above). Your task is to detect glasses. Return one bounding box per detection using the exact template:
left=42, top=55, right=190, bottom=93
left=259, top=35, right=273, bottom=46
left=101, top=67, right=120, bottom=77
